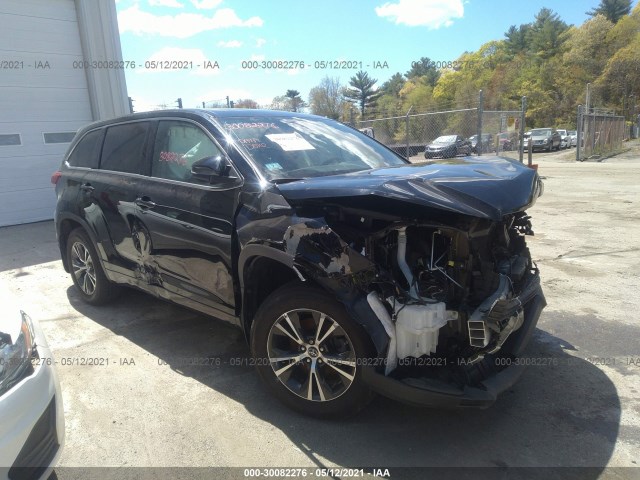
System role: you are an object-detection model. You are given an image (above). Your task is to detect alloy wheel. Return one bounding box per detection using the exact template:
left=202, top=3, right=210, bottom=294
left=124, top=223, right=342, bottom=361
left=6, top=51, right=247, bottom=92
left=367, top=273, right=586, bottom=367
left=267, top=309, right=357, bottom=402
left=70, top=241, right=96, bottom=295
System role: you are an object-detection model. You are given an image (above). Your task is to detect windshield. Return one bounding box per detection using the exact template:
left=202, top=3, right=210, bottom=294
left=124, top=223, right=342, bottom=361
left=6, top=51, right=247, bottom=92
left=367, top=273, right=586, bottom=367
left=433, top=135, right=456, bottom=144
left=531, top=128, right=551, bottom=136
left=220, top=114, right=406, bottom=180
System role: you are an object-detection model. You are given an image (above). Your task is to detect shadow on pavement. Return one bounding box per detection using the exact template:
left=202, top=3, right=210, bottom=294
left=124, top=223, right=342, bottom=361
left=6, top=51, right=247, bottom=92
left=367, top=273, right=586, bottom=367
left=65, top=286, right=621, bottom=477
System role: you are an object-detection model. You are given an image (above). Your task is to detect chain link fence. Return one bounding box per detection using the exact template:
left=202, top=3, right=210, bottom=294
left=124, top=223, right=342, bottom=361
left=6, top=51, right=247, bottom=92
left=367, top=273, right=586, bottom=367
left=480, top=110, right=523, bottom=162
left=576, top=106, right=626, bottom=161
left=357, top=92, right=526, bottom=163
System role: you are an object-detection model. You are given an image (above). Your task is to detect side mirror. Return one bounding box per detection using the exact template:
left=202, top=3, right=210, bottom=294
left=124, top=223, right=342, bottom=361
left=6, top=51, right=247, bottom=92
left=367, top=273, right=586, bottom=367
left=191, top=155, right=228, bottom=178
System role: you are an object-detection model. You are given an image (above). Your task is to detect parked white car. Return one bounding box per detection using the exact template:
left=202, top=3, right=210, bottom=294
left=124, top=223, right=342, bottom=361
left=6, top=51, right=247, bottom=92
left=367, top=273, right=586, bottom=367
left=568, top=130, right=577, bottom=147
left=557, top=129, right=570, bottom=149
left=0, top=294, right=64, bottom=480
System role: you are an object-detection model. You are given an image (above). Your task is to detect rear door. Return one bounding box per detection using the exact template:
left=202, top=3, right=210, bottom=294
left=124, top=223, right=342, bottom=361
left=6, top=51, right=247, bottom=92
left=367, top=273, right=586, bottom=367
left=132, top=119, right=242, bottom=323
left=79, top=120, right=152, bottom=281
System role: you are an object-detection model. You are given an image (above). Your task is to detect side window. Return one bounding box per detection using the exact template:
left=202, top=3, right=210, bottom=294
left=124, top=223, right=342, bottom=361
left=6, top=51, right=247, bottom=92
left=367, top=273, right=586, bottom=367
left=100, top=122, right=150, bottom=175
left=66, top=129, right=103, bottom=168
left=152, top=121, right=222, bottom=183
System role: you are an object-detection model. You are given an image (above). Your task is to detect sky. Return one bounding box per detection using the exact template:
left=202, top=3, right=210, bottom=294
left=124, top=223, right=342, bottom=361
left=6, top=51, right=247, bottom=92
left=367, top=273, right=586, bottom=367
left=115, top=0, right=630, bottom=112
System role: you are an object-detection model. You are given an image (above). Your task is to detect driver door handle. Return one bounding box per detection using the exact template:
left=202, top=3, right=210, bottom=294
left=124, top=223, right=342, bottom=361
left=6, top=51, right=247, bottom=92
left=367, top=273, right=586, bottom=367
left=135, top=196, right=156, bottom=210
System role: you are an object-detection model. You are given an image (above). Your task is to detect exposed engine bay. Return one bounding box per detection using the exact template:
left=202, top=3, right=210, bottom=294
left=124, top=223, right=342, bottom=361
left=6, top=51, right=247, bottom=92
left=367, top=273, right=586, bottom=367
left=317, top=204, right=540, bottom=386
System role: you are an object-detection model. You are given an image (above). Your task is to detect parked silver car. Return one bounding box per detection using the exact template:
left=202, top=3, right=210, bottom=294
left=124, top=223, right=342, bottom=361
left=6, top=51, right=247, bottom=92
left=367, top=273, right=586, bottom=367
left=530, top=128, right=562, bottom=152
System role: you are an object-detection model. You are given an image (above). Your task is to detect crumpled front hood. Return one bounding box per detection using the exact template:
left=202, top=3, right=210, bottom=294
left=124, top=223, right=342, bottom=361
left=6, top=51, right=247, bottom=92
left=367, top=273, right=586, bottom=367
left=275, top=156, right=543, bottom=221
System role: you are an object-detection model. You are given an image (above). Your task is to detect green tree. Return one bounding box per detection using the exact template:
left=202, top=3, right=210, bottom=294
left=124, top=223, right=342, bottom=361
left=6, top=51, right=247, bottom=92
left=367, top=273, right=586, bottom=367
left=587, top=0, right=631, bottom=23
left=563, top=15, right=614, bottom=79
left=343, top=70, right=381, bottom=119
left=308, top=76, right=345, bottom=120
left=504, top=24, right=530, bottom=56
left=606, top=2, right=640, bottom=51
left=285, top=89, right=303, bottom=112
left=527, top=8, right=569, bottom=59
left=597, top=32, right=640, bottom=102
left=405, top=57, right=440, bottom=86
left=380, top=72, right=406, bottom=97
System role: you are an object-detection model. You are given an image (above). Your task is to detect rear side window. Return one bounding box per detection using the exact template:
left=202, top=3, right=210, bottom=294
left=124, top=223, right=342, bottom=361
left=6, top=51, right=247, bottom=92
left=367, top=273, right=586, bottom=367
left=100, top=122, right=150, bottom=175
left=66, top=129, right=102, bottom=168
left=152, top=121, right=222, bottom=182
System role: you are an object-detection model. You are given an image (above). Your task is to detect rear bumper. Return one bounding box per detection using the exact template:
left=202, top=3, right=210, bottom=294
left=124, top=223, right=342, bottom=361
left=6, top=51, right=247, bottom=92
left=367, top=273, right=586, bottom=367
left=362, top=277, right=546, bottom=408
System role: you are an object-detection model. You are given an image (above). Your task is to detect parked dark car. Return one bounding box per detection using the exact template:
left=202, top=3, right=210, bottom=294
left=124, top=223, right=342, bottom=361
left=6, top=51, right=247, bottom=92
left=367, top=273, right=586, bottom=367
left=424, top=135, right=472, bottom=158
left=468, top=134, right=493, bottom=154
left=52, top=109, right=545, bottom=418
left=530, top=128, right=562, bottom=152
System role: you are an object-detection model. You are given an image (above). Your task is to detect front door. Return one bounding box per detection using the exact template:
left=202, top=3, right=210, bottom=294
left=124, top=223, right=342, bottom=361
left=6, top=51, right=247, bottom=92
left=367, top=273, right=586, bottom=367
left=133, top=119, right=242, bottom=323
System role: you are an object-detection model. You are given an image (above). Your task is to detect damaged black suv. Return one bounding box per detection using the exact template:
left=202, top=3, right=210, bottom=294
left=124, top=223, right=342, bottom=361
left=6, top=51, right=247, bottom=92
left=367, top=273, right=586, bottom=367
left=53, top=109, right=545, bottom=417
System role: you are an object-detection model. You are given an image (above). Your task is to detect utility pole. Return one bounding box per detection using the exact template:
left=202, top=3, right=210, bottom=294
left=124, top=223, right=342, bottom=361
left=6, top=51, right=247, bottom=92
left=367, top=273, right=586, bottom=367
left=585, top=83, right=591, bottom=153
left=630, top=94, right=637, bottom=139
left=405, top=105, right=413, bottom=160
left=226, top=96, right=230, bottom=108
left=176, top=98, right=183, bottom=109
left=576, top=105, right=582, bottom=161
left=477, top=90, right=484, bottom=156
left=519, top=96, right=526, bottom=163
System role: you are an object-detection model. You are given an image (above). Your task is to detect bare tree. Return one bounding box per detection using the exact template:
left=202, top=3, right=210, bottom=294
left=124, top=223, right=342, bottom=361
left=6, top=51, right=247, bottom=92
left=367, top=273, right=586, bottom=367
left=308, top=77, right=345, bottom=120
left=270, top=95, right=289, bottom=110
left=234, top=98, right=259, bottom=109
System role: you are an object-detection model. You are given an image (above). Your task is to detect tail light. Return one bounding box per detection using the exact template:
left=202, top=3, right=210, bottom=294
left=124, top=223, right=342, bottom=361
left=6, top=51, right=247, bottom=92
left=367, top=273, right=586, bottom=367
left=51, top=171, right=62, bottom=185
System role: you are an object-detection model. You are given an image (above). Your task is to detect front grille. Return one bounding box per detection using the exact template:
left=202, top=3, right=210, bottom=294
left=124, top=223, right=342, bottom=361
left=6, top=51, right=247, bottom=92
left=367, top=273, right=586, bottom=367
left=8, top=396, right=59, bottom=480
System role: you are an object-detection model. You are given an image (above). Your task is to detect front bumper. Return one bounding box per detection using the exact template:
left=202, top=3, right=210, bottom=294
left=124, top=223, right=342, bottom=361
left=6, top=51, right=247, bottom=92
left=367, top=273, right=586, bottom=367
left=362, top=276, right=546, bottom=408
left=424, top=147, right=455, bottom=158
left=532, top=141, right=550, bottom=151
left=0, top=318, right=65, bottom=480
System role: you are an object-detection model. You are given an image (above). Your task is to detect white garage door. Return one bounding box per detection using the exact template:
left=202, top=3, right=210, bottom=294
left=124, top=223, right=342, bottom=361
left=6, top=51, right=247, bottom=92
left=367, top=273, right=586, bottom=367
left=0, top=0, right=93, bottom=227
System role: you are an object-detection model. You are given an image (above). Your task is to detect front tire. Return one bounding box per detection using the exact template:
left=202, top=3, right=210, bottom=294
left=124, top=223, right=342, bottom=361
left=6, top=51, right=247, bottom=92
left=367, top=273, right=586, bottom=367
left=250, top=283, right=375, bottom=418
left=67, top=228, right=120, bottom=305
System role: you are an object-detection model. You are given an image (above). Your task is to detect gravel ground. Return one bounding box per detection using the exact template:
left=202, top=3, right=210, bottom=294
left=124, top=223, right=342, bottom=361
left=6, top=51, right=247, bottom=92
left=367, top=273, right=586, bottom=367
left=1, top=142, right=639, bottom=479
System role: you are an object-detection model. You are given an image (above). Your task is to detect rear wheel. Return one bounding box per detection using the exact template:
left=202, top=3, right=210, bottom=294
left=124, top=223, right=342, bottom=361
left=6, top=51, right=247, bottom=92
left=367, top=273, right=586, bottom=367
left=250, top=283, right=375, bottom=418
left=67, top=228, right=120, bottom=305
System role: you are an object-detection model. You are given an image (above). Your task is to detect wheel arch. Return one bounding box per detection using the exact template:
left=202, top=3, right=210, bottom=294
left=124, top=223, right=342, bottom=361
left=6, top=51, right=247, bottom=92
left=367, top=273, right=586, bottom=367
left=239, top=246, right=312, bottom=341
left=57, top=214, right=99, bottom=273
left=238, top=243, right=389, bottom=356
